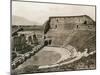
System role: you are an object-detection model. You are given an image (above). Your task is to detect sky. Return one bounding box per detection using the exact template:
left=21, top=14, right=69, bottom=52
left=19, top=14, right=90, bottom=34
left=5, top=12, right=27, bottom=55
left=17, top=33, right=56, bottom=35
left=12, top=1, right=95, bottom=25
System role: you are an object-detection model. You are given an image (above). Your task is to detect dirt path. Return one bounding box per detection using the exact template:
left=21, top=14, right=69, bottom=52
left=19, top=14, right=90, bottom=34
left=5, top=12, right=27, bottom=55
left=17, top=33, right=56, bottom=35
left=42, top=47, right=71, bottom=63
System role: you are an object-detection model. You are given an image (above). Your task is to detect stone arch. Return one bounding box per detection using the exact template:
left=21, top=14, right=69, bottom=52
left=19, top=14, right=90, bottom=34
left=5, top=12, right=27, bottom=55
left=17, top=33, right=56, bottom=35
left=84, top=20, right=87, bottom=24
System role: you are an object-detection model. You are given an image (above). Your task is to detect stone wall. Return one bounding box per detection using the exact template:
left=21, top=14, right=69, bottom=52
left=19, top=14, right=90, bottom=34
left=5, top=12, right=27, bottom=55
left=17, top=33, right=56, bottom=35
left=49, top=15, right=94, bottom=30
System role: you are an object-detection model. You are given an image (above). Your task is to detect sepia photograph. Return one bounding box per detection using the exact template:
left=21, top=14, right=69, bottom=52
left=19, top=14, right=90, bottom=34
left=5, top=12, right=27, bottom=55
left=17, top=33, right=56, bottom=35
left=11, top=0, right=96, bottom=74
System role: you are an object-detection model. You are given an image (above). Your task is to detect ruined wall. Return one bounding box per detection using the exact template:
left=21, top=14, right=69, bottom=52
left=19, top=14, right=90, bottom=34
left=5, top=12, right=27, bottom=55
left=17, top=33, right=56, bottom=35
left=49, top=15, right=94, bottom=30
left=17, top=31, right=43, bottom=45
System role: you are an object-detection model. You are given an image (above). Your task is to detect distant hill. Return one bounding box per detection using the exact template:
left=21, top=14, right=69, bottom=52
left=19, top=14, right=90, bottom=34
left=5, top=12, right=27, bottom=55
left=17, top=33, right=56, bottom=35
left=12, top=15, right=38, bottom=25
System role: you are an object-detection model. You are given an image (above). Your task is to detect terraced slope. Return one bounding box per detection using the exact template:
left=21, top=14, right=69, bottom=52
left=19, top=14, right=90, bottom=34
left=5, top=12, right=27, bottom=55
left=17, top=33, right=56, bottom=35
left=46, top=29, right=96, bottom=53
left=68, top=30, right=96, bottom=52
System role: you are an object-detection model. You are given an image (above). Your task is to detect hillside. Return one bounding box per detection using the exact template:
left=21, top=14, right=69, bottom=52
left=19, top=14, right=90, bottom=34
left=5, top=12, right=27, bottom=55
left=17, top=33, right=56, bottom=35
left=12, top=16, right=38, bottom=25
left=44, top=15, right=96, bottom=52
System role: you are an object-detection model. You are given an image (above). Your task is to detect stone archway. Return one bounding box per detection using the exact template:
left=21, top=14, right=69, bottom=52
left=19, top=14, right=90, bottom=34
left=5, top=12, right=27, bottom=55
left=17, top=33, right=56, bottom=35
left=44, top=39, right=52, bottom=46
